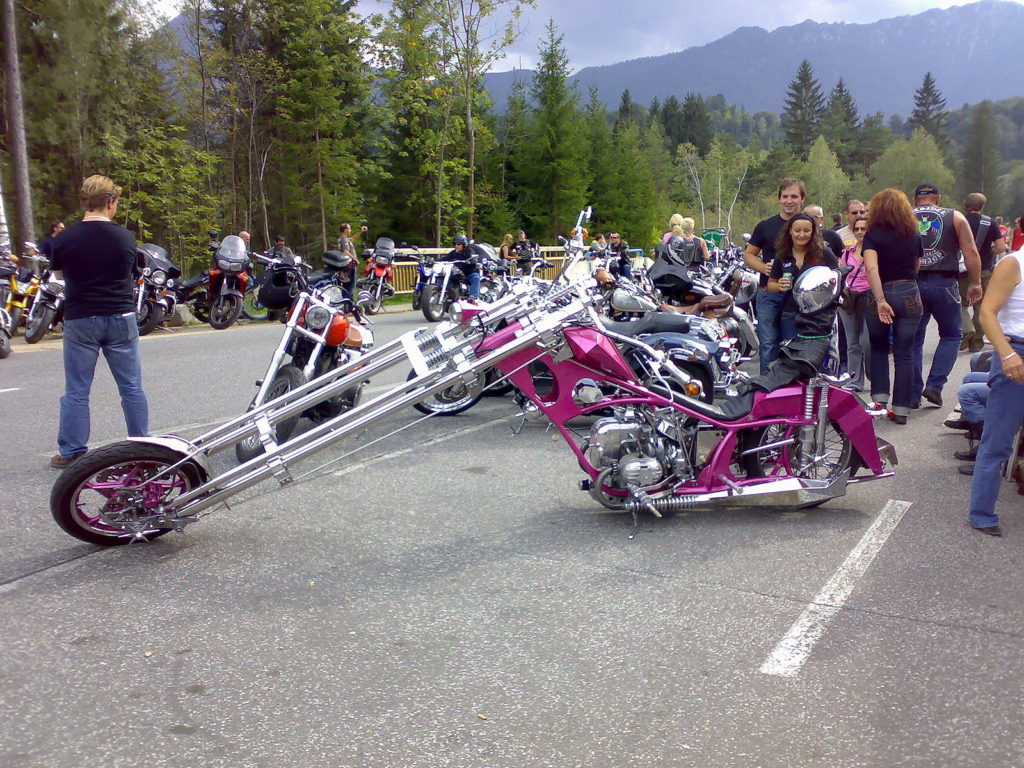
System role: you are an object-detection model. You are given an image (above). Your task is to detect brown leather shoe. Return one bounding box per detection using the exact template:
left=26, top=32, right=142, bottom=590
left=972, top=524, right=1002, bottom=537
left=958, top=463, right=975, bottom=476
left=50, top=451, right=86, bottom=468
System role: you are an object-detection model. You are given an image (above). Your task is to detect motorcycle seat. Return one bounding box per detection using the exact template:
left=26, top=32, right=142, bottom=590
left=600, top=313, right=693, bottom=338
left=679, top=389, right=756, bottom=422
left=180, top=273, right=208, bottom=291
left=697, top=294, right=732, bottom=312
left=306, top=268, right=336, bottom=285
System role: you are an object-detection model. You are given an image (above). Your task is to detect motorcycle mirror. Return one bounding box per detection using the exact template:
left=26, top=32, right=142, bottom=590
left=400, top=242, right=408, bottom=248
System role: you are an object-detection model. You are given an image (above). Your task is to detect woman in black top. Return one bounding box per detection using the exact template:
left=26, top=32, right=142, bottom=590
left=766, top=213, right=839, bottom=343
left=862, top=188, right=924, bottom=423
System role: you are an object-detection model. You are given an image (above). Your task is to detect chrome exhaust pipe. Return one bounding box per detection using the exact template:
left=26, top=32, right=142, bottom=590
left=624, top=471, right=849, bottom=514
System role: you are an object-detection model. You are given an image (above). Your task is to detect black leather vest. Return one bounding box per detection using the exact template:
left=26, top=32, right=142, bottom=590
left=913, top=205, right=959, bottom=273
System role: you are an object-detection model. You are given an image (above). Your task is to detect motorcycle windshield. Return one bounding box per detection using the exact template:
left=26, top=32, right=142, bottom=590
left=374, top=237, right=395, bottom=251
left=215, top=236, right=249, bottom=270
left=140, top=244, right=182, bottom=278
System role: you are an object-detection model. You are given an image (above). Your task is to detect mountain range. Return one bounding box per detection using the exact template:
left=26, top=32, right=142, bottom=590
left=484, top=0, right=1024, bottom=117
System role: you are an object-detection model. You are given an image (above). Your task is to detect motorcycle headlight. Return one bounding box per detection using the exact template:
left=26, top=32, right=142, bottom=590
left=217, top=258, right=233, bottom=270
left=151, top=269, right=167, bottom=285
left=304, top=305, right=332, bottom=330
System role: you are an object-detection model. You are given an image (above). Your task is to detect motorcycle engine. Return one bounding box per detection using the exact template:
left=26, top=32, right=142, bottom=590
left=583, top=409, right=692, bottom=492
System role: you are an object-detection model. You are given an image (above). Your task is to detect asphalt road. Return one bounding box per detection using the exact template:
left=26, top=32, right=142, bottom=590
left=1, top=313, right=1022, bottom=768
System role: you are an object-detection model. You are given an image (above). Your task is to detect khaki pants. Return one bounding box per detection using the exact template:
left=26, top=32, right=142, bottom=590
left=959, top=269, right=992, bottom=343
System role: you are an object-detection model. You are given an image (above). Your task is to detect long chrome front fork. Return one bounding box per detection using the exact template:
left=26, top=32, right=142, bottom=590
left=145, top=284, right=592, bottom=525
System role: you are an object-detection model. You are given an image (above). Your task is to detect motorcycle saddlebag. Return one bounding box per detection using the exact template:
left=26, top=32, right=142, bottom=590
left=257, top=266, right=302, bottom=310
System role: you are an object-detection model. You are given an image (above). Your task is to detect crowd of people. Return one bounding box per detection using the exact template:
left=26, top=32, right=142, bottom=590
left=740, top=177, right=1023, bottom=535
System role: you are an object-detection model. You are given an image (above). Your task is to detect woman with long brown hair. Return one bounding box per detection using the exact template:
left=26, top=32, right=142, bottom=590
left=766, top=212, right=838, bottom=344
left=862, top=188, right=924, bottom=424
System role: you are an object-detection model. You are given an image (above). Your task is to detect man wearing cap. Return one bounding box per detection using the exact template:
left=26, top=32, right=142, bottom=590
left=911, top=183, right=983, bottom=407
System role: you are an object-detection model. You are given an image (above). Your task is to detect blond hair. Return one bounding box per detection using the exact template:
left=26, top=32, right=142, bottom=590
left=680, top=217, right=695, bottom=235
left=80, top=175, right=121, bottom=212
left=501, top=233, right=514, bottom=247
left=668, top=213, right=684, bottom=229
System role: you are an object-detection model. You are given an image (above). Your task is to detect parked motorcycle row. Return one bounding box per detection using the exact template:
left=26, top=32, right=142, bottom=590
left=47, top=206, right=896, bottom=548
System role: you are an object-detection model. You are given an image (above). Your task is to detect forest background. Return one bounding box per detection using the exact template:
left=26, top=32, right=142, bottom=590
left=2, top=0, right=1023, bottom=277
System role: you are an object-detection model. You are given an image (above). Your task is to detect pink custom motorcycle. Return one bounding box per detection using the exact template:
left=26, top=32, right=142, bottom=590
left=49, top=210, right=895, bottom=546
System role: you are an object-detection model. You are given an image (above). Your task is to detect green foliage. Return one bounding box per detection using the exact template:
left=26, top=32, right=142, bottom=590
left=799, top=136, right=850, bottom=218
left=603, top=121, right=657, bottom=247
left=107, top=124, right=220, bottom=276
left=781, top=60, right=825, bottom=159
left=959, top=101, right=1003, bottom=208
left=869, top=129, right=955, bottom=198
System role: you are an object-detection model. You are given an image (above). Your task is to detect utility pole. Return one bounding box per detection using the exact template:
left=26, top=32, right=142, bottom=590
left=1, top=0, right=35, bottom=250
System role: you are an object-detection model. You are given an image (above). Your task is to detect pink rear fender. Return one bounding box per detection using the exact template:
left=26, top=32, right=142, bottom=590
left=749, top=385, right=884, bottom=474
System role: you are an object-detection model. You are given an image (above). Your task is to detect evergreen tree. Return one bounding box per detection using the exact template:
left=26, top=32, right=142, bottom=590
left=520, top=21, right=588, bottom=238
left=680, top=93, right=713, bottom=156
left=908, top=72, right=949, bottom=152
left=821, top=79, right=861, bottom=174
left=855, top=112, right=896, bottom=173
left=604, top=121, right=657, bottom=247
left=498, top=77, right=532, bottom=230
left=781, top=60, right=825, bottom=159
left=271, top=0, right=370, bottom=251
left=582, top=86, right=615, bottom=228
left=374, top=0, right=463, bottom=244
left=960, top=100, right=1002, bottom=204
left=660, top=95, right=685, bottom=148
left=615, top=89, right=643, bottom=131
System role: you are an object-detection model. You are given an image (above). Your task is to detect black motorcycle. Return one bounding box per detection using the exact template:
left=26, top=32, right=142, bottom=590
left=23, top=258, right=65, bottom=344
left=134, top=244, right=182, bottom=336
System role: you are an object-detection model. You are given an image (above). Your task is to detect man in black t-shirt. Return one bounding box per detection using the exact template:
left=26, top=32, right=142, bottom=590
left=744, top=178, right=806, bottom=373
left=38, top=221, right=65, bottom=260
left=960, top=192, right=1006, bottom=352
left=50, top=175, right=148, bottom=468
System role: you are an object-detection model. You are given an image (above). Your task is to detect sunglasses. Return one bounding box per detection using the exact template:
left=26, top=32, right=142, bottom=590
left=851, top=210, right=867, bottom=215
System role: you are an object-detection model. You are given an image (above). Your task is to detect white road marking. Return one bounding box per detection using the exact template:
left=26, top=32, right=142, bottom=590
left=0, top=387, right=20, bottom=394
left=331, top=418, right=502, bottom=477
left=759, top=498, right=913, bottom=678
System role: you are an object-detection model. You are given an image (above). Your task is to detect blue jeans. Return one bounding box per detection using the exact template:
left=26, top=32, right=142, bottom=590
left=58, top=314, right=149, bottom=458
left=913, top=274, right=962, bottom=401
left=754, top=289, right=797, bottom=374
left=969, top=341, right=1024, bottom=528
left=957, top=372, right=989, bottom=425
left=467, top=270, right=481, bottom=299
left=865, top=280, right=922, bottom=415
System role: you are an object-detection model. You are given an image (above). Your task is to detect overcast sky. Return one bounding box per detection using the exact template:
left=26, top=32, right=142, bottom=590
left=154, top=0, right=1022, bottom=71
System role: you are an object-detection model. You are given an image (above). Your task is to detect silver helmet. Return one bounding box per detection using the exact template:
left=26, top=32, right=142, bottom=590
left=792, top=265, right=842, bottom=315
